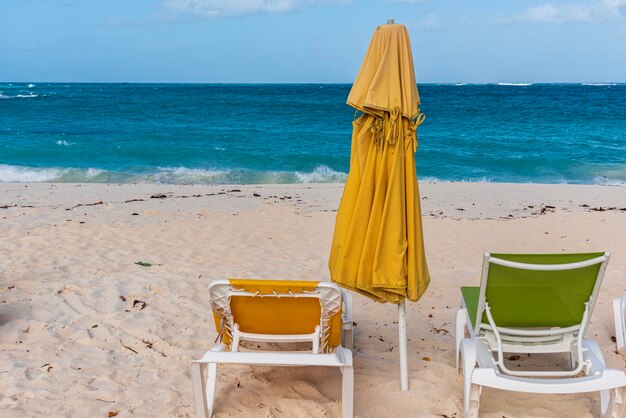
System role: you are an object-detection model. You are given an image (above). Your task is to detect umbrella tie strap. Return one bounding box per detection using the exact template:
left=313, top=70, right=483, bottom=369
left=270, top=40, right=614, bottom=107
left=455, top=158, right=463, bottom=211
left=353, top=109, right=365, bottom=124
left=406, top=113, right=425, bottom=152
left=388, top=109, right=401, bottom=146
left=371, top=117, right=384, bottom=147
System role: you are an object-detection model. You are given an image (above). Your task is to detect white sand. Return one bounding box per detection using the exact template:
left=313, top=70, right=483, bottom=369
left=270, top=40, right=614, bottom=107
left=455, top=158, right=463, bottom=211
left=1, top=182, right=625, bottom=417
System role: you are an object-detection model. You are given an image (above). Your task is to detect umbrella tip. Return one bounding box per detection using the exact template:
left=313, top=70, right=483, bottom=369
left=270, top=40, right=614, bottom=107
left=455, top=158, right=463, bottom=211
left=387, top=19, right=395, bottom=24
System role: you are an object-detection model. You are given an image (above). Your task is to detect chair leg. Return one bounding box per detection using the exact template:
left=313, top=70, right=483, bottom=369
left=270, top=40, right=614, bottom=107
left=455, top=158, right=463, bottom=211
left=603, top=387, right=626, bottom=418
left=191, top=361, right=218, bottom=418
left=460, top=338, right=478, bottom=418
left=455, top=308, right=467, bottom=374
left=343, top=328, right=354, bottom=350
left=467, top=384, right=480, bottom=418
left=206, top=363, right=218, bottom=416
left=341, top=364, right=354, bottom=418
left=191, top=362, right=209, bottom=418
left=601, top=389, right=610, bottom=417
left=613, top=297, right=626, bottom=353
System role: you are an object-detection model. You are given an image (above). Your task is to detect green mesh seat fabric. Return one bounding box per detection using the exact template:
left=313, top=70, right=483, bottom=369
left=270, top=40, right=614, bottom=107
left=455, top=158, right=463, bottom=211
left=463, top=253, right=605, bottom=330
left=461, top=286, right=480, bottom=328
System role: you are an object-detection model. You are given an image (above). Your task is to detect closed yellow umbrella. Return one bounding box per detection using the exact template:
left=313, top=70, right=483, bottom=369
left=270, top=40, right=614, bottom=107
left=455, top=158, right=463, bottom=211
left=328, top=21, right=430, bottom=390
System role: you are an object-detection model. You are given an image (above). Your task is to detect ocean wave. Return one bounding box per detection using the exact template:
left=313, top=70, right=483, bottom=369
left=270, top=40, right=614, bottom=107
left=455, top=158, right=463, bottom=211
left=56, top=140, right=72, bottom=146
left=1, top=163, right=623, bottom=186
left=295, top=165, right=347, bottom=183
left=147, top=167, right=232, bottom=184
left=0, top=93, right=38, bottom=99
left=419, top=176, right=493, bottom=183
left=582, top=83, right=617, bottom=86
left=497, top=83, right=532, bottom=86
left=148, top=165, right=347, bottom=184
left=0, top=165, right=69, bottom=182
left=593, top=176, right=626, bottom=187
left=28, top=83, right=36, bottom=88
left=0, top=165, right=108, bottom=183
left=0, top=164, right=348, bottom=185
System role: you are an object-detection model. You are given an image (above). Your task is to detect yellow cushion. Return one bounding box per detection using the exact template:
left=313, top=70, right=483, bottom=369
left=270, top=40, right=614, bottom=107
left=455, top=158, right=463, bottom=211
left=212, top=279, right=343, bottom=348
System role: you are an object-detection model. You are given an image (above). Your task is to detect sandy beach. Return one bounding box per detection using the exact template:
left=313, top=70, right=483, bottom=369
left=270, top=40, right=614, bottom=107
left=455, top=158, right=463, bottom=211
left=1, top=181, right=625, bottom=418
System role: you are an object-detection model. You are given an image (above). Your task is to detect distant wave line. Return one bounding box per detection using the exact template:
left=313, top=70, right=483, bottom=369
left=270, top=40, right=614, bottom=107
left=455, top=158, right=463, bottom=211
left=497, top=83, right=533, bottom=86
left=0, top=94, right=39, bottom=99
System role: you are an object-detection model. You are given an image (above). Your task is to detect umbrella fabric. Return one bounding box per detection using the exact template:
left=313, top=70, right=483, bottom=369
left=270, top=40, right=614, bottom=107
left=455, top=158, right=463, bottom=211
left=329, top=24, right=430, bottom=304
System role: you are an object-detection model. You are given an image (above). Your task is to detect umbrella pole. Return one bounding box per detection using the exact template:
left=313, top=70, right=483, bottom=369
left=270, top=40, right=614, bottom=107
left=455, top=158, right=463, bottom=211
left=398, top=299, right=409, bottom=391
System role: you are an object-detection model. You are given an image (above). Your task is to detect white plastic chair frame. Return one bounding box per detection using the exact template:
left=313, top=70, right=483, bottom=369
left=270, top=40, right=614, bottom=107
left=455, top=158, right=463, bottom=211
left=613, top=294, right=626, bottom=354
left=455, top=252, right=626, bottom=417
left=456, top=253, right=610, bottom=374
left=191, top=280, right=354, bottom=418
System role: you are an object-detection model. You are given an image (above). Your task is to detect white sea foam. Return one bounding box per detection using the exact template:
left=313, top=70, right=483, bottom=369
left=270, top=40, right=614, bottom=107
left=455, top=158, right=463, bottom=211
left=497, top=83, right=532, bottom=86
left=419, top=176, right=493, bottom=183
left=28, top=83, right=36, bottom=88
left=455, top=83, right=467, bottom=86
left=583, top=83, right=616, bottom=86
left=295, top=165, right=347, bottom=183
left=56, top=140, right=72, bottom=146
left=214, top=146, right=226, bottom=151
left=0, top=165, right=68, bottom=182
left=0, top=165, right=108, bottom=183
left=85, top=168, right=105, bottom=178
left=144, top=165, right=348, bottom=185
left=8, top=165, right=605, bottom=186
left=593, top=176, right=626, bottom=187
left=1, top=93, right=41, bottom=99
left=149, top=167, right=232, bottom=184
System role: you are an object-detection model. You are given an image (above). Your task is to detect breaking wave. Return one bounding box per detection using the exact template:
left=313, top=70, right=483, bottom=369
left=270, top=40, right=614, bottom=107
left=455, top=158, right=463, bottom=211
left=0, top=164, right=348, bottom=184
left=593, top=176, right=626, bottom=187
left=0, top=165, right=104, bottom=182
left=295, top=166, right=347, bottom=183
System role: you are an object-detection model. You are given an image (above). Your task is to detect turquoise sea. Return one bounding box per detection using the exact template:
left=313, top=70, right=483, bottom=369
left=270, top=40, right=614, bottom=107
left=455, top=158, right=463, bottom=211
left=1, top=83, right=625, bottom=185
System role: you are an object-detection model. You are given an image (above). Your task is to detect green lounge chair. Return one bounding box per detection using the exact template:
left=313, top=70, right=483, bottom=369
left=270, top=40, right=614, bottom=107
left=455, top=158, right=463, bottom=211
left=455, top=252, right=626, bottom=417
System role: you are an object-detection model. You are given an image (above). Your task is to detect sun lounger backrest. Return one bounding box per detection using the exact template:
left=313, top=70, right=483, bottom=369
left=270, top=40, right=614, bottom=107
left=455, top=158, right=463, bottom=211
left=209, top=279, right=343, bottom=349
left=482, top=252, right=608, bottom=328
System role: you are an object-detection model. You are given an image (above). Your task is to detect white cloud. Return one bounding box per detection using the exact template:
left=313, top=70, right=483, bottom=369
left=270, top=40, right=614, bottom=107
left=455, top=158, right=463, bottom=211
left=522, top=0, right=626, bottom=23
left=163, top=0, right=343, bottom=17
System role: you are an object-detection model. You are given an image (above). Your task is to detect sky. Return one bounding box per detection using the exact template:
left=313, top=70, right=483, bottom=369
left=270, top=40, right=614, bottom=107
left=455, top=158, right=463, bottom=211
left=2, top=0, right=626, bottom=83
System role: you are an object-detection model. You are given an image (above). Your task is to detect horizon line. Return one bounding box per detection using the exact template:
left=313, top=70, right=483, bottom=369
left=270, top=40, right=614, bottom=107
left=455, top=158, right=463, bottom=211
left=2, top=81, right=625, bottom=85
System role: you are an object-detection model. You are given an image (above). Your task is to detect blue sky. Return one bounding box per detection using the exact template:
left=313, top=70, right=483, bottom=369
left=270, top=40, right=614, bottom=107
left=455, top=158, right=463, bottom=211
left=2, top=0, right=625, bottom=83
